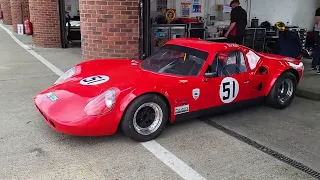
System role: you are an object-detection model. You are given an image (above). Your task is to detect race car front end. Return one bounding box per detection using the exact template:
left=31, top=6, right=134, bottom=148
left=33, top=59, right=144, bottom=137
left=34, top=87, right=121, bottom=136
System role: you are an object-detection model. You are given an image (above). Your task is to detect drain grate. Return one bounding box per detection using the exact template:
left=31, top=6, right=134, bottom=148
left=203, top=119, right=320, bottom=179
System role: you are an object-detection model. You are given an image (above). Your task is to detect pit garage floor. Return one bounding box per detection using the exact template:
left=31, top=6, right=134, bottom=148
left=0, top=23, right=319, bottom=180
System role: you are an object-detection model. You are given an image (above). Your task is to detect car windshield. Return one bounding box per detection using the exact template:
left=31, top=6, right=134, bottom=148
left=140, top=44, right=209, bottom=76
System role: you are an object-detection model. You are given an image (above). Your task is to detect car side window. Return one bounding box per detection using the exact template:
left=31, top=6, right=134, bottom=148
left=209, top=50, right=247, bottom=77
left=238, top=51, right=247, bottom=73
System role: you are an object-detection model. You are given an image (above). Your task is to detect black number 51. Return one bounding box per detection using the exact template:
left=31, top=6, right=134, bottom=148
left=222, top=81, right=236, bottom=100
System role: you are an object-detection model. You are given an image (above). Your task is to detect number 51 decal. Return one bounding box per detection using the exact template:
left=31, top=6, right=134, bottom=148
left=219, top=77, right=239, bottom=103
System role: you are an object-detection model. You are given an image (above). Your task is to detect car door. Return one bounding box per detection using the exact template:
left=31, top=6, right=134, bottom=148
left=239, top=48, right=266, bottom=99
left=200, top=49, right=252, bottom=112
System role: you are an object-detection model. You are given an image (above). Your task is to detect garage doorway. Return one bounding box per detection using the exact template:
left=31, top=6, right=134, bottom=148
left=139, top=0, right=250, bottom=60
left=58, top=0, right=81, bottom=48
left=140, top=0, right=168, bottom=59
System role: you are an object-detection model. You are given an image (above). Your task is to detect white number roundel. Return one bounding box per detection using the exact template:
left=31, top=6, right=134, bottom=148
left=80, top=75, right=110, bottom=85
left=219, top=77, right=239, bottom=103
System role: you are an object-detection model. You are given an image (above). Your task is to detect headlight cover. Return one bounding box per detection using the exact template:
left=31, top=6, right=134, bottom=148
left=84, top=88, right=117, bottom=116
left=54, top=67, right=76, bottom=85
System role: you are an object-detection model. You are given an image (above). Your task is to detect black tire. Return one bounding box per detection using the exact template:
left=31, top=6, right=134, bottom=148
left=266, top=71, right=297, bottom=109
left=121, top=94, right=169, bottom=142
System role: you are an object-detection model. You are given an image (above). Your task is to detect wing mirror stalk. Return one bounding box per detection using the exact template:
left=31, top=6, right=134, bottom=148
left=204, top=72, right=218, bottom=78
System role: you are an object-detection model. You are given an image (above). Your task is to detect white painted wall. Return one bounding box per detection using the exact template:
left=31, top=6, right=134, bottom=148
left=65, top=0, right=79, bottom=17
left=249, top=0, right=319, bottom=30
left=150, top=0, right=319, bottom=30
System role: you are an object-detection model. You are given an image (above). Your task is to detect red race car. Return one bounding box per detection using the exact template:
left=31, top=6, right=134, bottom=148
left=34, top=38, right=304, bottom=142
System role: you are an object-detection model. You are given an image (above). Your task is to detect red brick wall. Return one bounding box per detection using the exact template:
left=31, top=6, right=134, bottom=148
left=1, top=0, right=12, bottom=25
left=29, top=0, right=60, bottom=47
left=79, top=0, right=140, bottom=60
left=10, top=0, right=29, bottom=33
left=22, top=0, right=29, bottom=20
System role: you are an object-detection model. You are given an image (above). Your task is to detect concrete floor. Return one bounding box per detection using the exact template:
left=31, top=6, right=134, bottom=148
left=0, top=23, right=318, bottom=180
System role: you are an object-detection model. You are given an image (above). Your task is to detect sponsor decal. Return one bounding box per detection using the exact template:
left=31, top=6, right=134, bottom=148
left=80, top=75, right=110, bottom=85
left=174, top=104, right=189, bottom=115
left=179, top=80, right=188, bottom=83
left=219, top=77, right=239, bottom=103
left=46, top=92, right=58, bottom=102
left=131, top=60, right=139, bottom=63
left=192, top=88, right=200, bottom=100
left=131, top=60, right=139, bottom=66
left=174, top=99, right=188, bottom=104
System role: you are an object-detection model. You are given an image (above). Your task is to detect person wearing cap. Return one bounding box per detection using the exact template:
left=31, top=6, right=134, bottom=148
left=224, top=0, right=247, bottom=44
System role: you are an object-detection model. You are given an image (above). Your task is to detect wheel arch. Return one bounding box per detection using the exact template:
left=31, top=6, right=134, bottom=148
left=116, top=91, right=172, bottom=128
left=264, top=68, right=300, bottom=95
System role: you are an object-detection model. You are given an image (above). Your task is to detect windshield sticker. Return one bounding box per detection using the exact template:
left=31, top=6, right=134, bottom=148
left=219, top=77, right=239, bottom=104
left=174, top=104, right=189, bottom=115
left=226, top=43, right=239, bottom=47
left=80, top=75, right=110, bottom=85
left=192, top=88, right=200, bottom=100
left=246, top=50, right=260, bottom=70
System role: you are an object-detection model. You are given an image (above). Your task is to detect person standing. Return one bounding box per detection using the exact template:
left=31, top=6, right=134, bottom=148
left=312, top=7, right=320, bottom=73
left=224, top=0, right=247, bottom=45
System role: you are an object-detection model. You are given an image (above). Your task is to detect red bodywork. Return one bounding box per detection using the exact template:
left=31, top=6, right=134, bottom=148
left=34, top=38, right=304, bottom=136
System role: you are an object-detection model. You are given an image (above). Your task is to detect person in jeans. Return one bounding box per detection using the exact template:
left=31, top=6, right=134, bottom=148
left=312, top=7, right=320, bottom=73
left=224, top=0, right=247, bottom=45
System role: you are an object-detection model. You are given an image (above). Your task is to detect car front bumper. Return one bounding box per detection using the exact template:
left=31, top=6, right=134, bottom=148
left=34, top=94, right=119, bottom=136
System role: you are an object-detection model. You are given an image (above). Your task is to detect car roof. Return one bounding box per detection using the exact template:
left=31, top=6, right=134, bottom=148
left=165, top=38, right=246, bottom=53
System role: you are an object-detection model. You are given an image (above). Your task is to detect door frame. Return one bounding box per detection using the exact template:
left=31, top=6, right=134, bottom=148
left=139, top=0, right=151, bottom=60
left=58, top=0, right=68, bottom=48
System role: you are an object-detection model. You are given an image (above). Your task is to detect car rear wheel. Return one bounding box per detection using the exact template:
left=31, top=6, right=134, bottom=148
left=121, top=94, right=169, bottom=142
left=266, top=71, right=297, bottom=109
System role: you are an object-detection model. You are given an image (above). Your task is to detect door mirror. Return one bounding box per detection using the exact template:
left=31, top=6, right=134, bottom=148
left=204, top=72, right=218, bottom=78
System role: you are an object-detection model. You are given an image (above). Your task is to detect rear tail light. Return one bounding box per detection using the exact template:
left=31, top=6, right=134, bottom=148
left=84, top=88, right=116, bottom=116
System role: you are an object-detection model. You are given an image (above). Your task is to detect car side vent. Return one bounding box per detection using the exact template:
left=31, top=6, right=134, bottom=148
left=257, top=83, right=263, bottom=91
left=258, top=66, right=268, bottom=75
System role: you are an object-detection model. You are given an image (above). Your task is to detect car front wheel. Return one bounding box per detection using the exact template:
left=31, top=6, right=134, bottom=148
left=121, top=94, right=169, bottom=142
left=266, top=72, right=297, bottom=109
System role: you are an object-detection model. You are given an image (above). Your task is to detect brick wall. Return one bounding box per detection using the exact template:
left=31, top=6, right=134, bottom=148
left=1, top=0, right=12, bottom=25
left=22, top=0, right=29, bottom=20
left=10, top=0, right=29, bottom=33
left=79, top=0, right=140, bottom=60
left=29, top=0, right=60, bottom=47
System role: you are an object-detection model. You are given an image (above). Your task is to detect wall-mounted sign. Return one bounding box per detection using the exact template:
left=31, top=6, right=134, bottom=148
left=181, top=3, right=191, bottom=18
left=192, top=0, right=202, bottom=13
left=17, top=24, right=24, bottom=35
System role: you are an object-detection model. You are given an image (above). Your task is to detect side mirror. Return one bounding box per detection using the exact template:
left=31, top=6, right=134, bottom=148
left=204, top=72, right=218, bottom=78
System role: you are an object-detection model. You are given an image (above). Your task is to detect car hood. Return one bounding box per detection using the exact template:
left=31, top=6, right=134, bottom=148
left=43, top=59, right=143, bottom=98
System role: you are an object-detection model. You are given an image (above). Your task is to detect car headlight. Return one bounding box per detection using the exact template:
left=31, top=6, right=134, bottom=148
left=84, top=88, right=117, bottom=116
left=54, top=67, right=76, bottom=85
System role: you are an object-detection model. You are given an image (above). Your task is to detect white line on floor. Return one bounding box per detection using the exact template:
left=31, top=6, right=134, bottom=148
left=141, top=140, right=206, bottom=180
left=0, top=23, right=64, bottom=76
left=0, top=23, right=206, bottom=180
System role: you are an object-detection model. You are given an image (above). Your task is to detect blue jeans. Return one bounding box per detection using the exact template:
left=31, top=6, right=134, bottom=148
left=312, top=31, right=320, bottom=68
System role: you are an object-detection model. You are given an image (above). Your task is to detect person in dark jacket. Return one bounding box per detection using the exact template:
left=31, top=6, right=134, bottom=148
left=311, top=7, right=320, bottom=73
left=272, top=22, right=302, bottom=59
